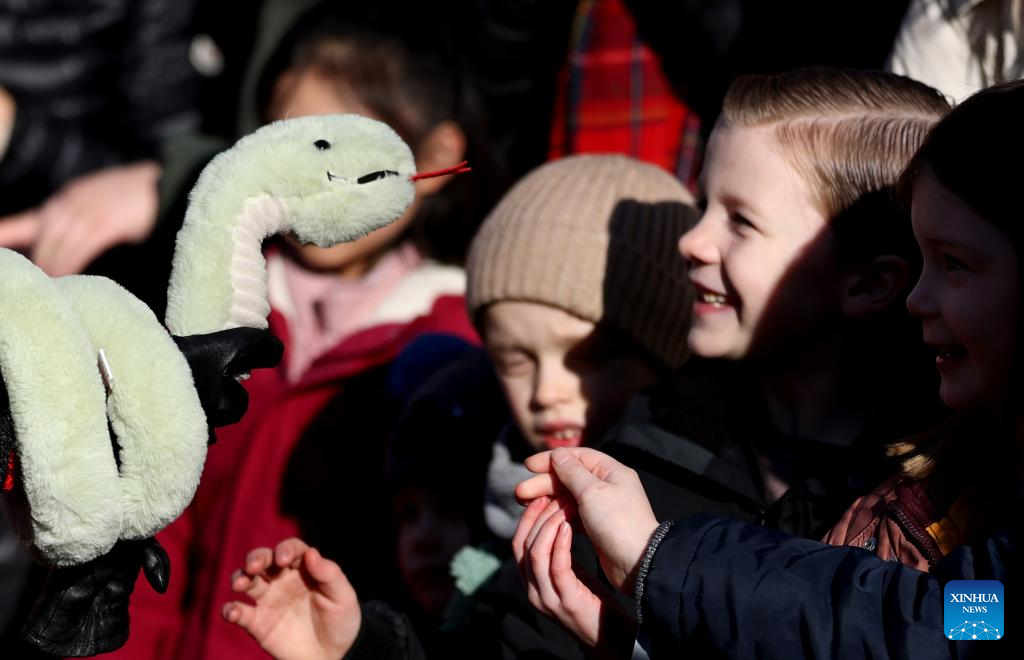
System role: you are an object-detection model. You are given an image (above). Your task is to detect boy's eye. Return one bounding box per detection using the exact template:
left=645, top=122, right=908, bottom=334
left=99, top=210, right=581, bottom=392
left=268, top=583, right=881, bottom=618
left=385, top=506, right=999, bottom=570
left=729, top=213, right=757, bottom=232
left=492, top=353, right=532, bottom=375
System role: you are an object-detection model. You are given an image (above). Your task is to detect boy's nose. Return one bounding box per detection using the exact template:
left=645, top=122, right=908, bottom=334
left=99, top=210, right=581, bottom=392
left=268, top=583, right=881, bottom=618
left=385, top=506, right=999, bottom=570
left=532, top=363, right=574, bottom=408
left=678, top=219, right=716, bottom=267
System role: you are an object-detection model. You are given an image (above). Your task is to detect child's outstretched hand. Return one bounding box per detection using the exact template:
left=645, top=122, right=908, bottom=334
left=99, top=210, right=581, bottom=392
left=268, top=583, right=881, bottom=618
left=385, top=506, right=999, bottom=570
left=222, top=538, right=360, bottom=660
left=512, top=493, right=639, bottom=656
left=512, top=495, right=604, bottom=646
left=515, top=447, right=658, bottom=593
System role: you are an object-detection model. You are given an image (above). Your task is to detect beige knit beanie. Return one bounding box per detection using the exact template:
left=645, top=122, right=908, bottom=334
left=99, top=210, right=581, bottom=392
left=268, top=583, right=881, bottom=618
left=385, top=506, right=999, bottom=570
left=466, top=154, right=697, bottom=370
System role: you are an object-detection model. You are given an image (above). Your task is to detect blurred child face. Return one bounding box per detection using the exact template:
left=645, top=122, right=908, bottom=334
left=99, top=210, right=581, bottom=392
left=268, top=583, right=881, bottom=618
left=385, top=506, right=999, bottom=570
left=393, top=485, right=471, bottom=618
left=481, top=301, right=658, bottom=451
left=906, top=169, right=1019, bottom=413
left=679, top=124, right=841, bottom=360
left=268, top=67, right=419, bottom=277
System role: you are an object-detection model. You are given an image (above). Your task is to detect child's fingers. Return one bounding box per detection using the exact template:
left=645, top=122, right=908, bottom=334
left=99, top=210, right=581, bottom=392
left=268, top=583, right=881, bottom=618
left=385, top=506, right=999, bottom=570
left=231, top=569, right=271, bottom=600
left=524, top=493, right=576, bottom=552
left=548, top=448, right=604, bottom=501
left=274, top=537, right=311, bottom=568
left=303, top=547, right=355, bottom=605
left=230, top=568, right=253, bottom=593
left=527, top=509, right=567, bottom=611
left=549, top=521, right=580, bottom=603
left=523, top=450, right=553, bottom=473
left=513, top=497, right=550, bottom=605
left=244, top=547, right=274, bottom=576
left=512, top=497, right=550, bottom=566
left=524, top=497, right=565, bottom=555
left=515, top=473, right=563, bottom=504
left=222, top=601, right=256, bottom=632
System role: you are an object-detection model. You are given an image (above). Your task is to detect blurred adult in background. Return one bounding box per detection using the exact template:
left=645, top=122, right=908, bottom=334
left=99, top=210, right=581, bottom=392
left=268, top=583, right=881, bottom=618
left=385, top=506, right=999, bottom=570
left=887, top=0, right=1024, bottom=102
left=0, top=0, right=199, bottom=653
left=464, top=0, right=911, bottom=185
left=0, top=0, right=201, bottom=278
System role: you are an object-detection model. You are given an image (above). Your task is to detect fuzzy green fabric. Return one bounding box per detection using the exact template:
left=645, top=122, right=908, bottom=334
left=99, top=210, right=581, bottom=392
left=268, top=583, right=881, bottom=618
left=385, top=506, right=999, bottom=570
left=0, top=249, right=122, bottom=566
left=450, top=545, right=502, bottom=597
left=57, top=276, right=208, bottom=540
left=165, top=114, right=416, bottom=335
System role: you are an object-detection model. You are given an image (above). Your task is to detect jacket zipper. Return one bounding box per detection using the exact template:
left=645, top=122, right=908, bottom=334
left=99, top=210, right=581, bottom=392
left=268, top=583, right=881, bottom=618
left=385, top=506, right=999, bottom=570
left=887, top=499, right=943, bottom=567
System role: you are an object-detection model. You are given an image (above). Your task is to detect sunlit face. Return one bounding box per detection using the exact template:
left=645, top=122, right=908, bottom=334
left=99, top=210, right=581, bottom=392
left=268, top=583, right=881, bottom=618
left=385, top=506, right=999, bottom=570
left=906, top=168, right=1019, bottom=413
left=678, top=123, right=842, bottom=360
left=481, top=301, right=658, bottom=451
left=269, top=67, right=419, bottom=277
left=392, top=486, right=470, bottom=618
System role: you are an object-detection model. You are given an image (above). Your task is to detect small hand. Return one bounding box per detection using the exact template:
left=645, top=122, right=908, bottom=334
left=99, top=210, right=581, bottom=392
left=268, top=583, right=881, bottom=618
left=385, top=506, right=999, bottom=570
left=513, top=494, right=641, bottom=657
left=512, top=495, right=605, bottom=646
left=222, top=538, right=361, bottom=660
left=515, top=447, right=658, bottom=594
left=11, top=161, right=161, bottom=276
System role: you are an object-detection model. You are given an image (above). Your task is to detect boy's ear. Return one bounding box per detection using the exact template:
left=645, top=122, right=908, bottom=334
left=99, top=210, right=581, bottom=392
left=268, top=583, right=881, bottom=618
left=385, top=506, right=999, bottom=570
left=840, top=255, right=910, bottom=318
left=413, top=120, right=467, bottom=195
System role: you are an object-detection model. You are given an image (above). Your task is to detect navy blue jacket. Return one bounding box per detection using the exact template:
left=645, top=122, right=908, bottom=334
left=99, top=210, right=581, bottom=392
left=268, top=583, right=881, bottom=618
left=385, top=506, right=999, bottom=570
left=639, top=514, right=1017, bottom=659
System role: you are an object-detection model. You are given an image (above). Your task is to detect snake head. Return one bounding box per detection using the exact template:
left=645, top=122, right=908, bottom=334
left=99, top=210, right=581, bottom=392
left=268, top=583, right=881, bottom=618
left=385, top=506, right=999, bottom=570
left=237, top=114, right=417, bottom=247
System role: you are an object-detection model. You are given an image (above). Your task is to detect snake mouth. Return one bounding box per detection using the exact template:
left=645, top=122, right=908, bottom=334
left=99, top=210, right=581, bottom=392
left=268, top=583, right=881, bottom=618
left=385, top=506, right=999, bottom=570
left=326, top=170, right=400, bottom=184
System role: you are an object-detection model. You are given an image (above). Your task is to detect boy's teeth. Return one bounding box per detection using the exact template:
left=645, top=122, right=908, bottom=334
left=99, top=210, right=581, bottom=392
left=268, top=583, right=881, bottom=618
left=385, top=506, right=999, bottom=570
left=551, top=429, right=579, bottom=440
left=700, top=292, right=727, bottom=306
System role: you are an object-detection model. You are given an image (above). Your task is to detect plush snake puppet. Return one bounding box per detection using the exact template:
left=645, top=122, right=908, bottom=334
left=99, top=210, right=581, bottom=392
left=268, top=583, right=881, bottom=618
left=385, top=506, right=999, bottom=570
left=0, top=114, right=463, bottom=655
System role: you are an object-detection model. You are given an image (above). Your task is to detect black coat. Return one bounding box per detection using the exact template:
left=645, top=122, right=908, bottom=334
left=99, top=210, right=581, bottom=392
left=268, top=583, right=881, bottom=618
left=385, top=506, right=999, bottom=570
left=0, top=0, right=200, bottom=214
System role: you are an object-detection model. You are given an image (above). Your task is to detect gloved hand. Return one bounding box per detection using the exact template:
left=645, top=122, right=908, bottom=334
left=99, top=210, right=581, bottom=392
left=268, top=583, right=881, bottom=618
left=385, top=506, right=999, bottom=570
left=21, top=537, right=169, bottom=657
left=173, top=327, right=284, bottom=440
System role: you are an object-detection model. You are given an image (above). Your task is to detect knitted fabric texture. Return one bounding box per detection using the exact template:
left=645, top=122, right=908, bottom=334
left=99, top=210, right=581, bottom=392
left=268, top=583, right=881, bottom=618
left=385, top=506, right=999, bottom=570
left=466, top=154, right=696, bottom=370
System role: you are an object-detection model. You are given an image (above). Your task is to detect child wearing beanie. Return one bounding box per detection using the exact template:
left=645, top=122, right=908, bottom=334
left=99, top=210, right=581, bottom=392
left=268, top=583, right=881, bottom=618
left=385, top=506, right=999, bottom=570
left=221, top=154, right=697, bottom=660
left=467, top=154, right=695, bottom=454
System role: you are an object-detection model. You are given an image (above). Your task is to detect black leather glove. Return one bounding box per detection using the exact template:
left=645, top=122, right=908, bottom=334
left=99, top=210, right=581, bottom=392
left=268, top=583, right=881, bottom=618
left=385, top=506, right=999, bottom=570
left=21, top=537, right=169, bottom=657
left=173, top=327, right=284, bottom=440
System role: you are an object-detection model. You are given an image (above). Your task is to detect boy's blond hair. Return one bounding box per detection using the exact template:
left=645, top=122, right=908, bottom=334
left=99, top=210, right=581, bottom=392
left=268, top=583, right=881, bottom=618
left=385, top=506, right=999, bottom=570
left=719, top=67, right=950, bottom=222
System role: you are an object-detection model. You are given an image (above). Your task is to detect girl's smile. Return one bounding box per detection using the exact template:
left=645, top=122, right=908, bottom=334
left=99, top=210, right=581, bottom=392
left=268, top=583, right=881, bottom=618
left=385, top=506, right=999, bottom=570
left=908, top=168, right=1019, bottom=413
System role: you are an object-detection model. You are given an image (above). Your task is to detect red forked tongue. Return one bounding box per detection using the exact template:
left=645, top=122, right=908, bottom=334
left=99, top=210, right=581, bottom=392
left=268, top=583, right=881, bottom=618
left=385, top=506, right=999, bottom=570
left=410, top=160, right=471, bottom=181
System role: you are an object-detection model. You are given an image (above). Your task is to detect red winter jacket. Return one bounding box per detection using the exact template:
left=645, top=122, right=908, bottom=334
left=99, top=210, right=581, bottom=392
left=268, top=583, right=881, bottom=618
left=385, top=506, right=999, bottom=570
left=109, top=268, right=476, bottom=659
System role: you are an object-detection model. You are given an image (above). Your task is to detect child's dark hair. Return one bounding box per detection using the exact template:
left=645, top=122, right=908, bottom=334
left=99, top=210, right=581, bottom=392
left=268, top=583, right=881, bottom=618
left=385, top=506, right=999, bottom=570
left=891, top=81, right=1024, bottom=533
left=899, top=79, right=1024, bottom=248
left=258, top=7, right=506, bottom=264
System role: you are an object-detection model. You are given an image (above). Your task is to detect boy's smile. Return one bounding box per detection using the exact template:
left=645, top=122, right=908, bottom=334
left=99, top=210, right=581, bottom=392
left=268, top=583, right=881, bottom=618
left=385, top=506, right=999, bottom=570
left=691, top=280, right=738, bottom=315
left=680, top=124, right=840, bottom=361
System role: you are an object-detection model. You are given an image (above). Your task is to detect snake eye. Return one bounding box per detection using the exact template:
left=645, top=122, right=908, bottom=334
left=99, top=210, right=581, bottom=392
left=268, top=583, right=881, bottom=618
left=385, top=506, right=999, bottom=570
left=314, top=139, right=331, bottom=151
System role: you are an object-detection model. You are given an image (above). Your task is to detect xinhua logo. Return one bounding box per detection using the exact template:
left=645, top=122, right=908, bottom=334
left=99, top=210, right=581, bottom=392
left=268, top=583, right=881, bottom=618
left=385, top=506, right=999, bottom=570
left=944, top=580, right=1004, bottom=641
